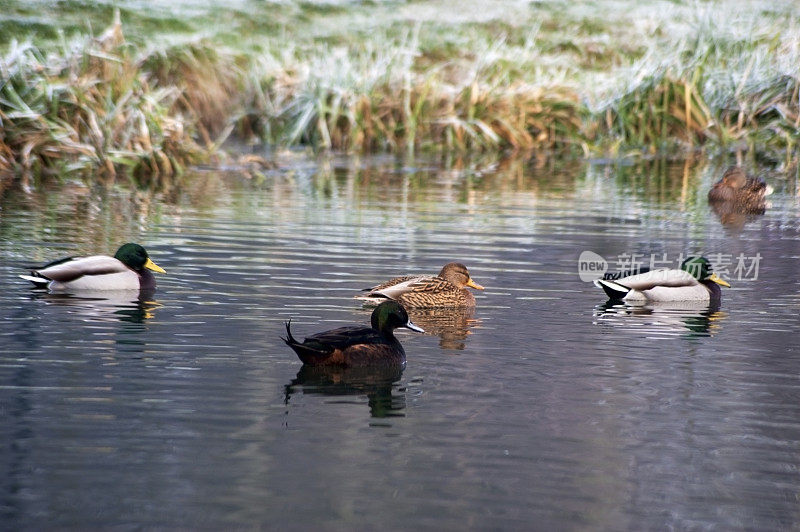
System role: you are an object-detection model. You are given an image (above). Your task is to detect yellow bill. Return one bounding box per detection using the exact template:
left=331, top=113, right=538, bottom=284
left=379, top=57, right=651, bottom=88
left=467, top=278, right=485, bottom=290
left=145, top=258, right=166, bottom=274
left=709, top=273, right=730, bottom=287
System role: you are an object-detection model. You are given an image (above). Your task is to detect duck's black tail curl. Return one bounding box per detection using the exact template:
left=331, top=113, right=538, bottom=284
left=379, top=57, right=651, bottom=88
left=282, top=319, right=298, bottom=346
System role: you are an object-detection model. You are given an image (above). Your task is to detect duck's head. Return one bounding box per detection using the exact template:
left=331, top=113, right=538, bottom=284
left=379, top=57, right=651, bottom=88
left=681, top=256, right=730, bottom=287
left=438, top=262, right=484, bottom=290
left=721, top=167, right=747, bottom=190
left=115, top=243, right=166, bottom=274
left=371, top=301, right=424, bottom=334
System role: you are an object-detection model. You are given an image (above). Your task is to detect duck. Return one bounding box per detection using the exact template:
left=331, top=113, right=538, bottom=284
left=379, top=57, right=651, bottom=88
left=708, top=166, right=769, bottom=212
left=593, top=256, right=730, bottom=302
left=283, top=301, right=424, bottom=367
left=356, top=262, right=484, bottom=308
left=20, top=243, right=166, bottom=291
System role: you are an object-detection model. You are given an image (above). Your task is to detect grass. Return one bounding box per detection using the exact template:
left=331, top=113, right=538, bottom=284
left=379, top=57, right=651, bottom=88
left=1, top=0, right=799, bottom=185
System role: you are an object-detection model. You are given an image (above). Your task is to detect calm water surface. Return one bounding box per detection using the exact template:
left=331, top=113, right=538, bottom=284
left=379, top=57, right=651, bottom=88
left=1, top=155, right=799, bottom=529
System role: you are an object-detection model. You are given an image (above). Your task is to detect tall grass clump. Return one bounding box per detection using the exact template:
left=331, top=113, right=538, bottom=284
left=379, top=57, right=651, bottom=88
left=2, top=0, right=799, bottom=185
left=241, top=30, right=584, bottom=154
left=592, top=63, right=714, bottom=154
left=142, top=41, right=243, bottom=145
left=0, top=16, right=205, bottom=184
left=590, top=7, right=800, bottom=163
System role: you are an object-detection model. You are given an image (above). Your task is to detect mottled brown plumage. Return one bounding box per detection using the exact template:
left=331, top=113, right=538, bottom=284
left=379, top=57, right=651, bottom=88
left=708, top=166, right=768, bottom=214
left=356, top=262, right=484, bottom=309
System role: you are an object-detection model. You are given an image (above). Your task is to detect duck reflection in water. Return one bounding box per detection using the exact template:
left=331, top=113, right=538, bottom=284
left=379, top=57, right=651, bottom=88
left=594, top=299, right=727, bottom=338
left=284, top=364, right=406, bottom=418
left=709, top=200, right=767, bottom=230
left=406, top=307, right=480, bottom=350
left=28, top=289, right=162, bottom=324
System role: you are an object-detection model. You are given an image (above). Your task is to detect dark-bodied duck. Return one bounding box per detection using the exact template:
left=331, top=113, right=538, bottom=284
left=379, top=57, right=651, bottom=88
left=20, top=243, right=166, bottom=291
left=708, top=166, right=769, bottom=212
left=283, top=301, right=424, bottom=367
left=356, top=262, right=484, bottom=308
left=593, top=256, right=730, bottom=302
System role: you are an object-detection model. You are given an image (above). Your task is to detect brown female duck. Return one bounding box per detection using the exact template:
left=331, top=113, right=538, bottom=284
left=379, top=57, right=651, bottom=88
left=283, top=301, right=424, bottom=367
left=708, top=166, right=768, bottom=213
left=356, top=262, right=484, bottom=308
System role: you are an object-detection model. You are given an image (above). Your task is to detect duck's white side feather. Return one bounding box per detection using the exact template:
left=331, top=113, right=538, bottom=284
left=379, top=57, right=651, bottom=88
left=635, top=284, right=712, bottom=302
left=48, top=271, right=141, bottom=290
left=596, top=268, right=713, bottom=301
left=29, top=255, right=140, bottom=290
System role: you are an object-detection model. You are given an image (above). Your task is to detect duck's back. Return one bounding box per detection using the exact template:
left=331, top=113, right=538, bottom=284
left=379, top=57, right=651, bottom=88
left=368, top=275, right=423, bottom=292
left=289, top=326, right=405, bottom=366
left=27, top=255, right=142, bottom=290
left=742, top=177, right=767, bottom=197
left=708, top=183, right=737, bottom=202
left=304, top=326, right=386, bottom=350
left=35, top=255, right=128, bottom=281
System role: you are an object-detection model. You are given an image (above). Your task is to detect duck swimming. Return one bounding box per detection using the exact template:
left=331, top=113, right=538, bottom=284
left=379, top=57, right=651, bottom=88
left=283, top=301, right=424, bottom=367
left=20, top=243, right=166, bottom=291
left=708, top=166, right=768, bottom=212
left=593, top=256, right=730, bottom=302
left=356, top=262, right=484, bottom=308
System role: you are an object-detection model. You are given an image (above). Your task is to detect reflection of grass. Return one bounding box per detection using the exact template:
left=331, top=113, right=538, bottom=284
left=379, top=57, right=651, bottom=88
left=1, top=1, right=798, bottom=184
left=0, top=150, right=744, bottom=255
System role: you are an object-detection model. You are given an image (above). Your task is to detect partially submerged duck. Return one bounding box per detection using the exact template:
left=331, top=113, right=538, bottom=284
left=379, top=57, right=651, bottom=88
left=20, top=243, right=166, bottom=291
left=356, top=262, right=484, bottom=308
left=593, top=256, right=730, bottom=302
left=283, top=301, right=424, bottom=367
left=708, top=166, right=769, bottom=212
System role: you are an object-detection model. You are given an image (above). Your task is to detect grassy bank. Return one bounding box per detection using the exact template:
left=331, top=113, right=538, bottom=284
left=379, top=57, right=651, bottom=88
left=1, top=1, right=798, bottom=184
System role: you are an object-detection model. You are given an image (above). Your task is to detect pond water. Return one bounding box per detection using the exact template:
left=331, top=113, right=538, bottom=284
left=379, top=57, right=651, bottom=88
left=1, top=154, right=799, bottom=529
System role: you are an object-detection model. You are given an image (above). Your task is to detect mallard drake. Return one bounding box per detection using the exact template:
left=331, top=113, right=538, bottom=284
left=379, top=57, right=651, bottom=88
left=593, top=256, right=730, bottom=302
left=283, top=301, right=424, bottom=367
left=20, top=243, right=166, bottom=291
left=708, top=166, right=768, bottom=212
left=356, top=262, right=484, bottom=308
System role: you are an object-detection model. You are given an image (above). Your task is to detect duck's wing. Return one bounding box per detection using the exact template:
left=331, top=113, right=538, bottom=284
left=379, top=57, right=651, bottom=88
left=609, top=268, right=698, bottom=290
left=31, top=255, right=129, bottom=283
left=362, top=275, right=423, bottom=295
left=602, top=265, right=651, bottom=280
left=404, top=276, right=459, bottom=296
left=304, top=326, right=385, bottom=349
left=708, top=181, right=736, bottom=202
left=360, top=275, right=450, bottom=301
left=283, top=322, right=385, bottom=365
